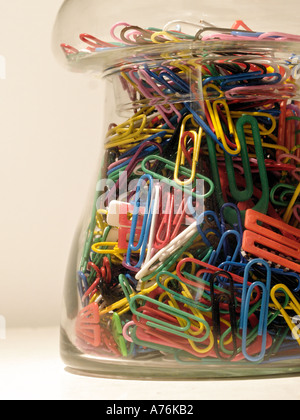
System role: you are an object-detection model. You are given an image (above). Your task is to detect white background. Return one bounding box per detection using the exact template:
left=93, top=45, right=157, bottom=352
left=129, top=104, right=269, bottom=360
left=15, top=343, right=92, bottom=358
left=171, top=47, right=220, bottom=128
left=0, top=0, right=105, bottom=328
left=1, top=0, right=300, bottom=400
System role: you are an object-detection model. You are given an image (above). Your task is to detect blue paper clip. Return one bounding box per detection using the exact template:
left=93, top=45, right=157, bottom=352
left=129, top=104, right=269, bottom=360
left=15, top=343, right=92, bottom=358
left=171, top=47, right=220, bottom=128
left=203, top=71, right=282, bottom=91
left=240, top=258, right=272, bottom=362
left=208, top=229, right=242, bottom=268
left=126, top=174, right=154, bottom=270
left=201, top=230, right=242, bottom=285
left=231, top=31, right=263, bottom=38
left=77, top=271, right=89, bottom=307
left=196, top=210, right=222, bottom=247
left=220, top=203, right=245, bottom=265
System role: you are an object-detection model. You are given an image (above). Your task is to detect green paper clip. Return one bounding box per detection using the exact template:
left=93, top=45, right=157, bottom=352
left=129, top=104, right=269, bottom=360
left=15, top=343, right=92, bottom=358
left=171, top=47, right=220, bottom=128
left=111, top=313, right=128, bottom=357
left=207, top=115, right=269, bottom=225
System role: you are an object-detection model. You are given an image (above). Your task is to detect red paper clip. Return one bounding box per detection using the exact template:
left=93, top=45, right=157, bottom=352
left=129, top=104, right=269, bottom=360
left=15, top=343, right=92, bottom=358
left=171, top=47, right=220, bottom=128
left=154, top=190, right=190, bottom=250
left=242, top=209, right=300, bottom=272
left=75, top=303, right=101, bottom=347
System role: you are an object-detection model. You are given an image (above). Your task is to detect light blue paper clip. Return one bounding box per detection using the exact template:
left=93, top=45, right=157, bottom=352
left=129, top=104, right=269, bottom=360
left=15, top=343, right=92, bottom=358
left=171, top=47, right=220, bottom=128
left=240, top=258, right=272, bottom=362
left=126, top=174, right=154, bottom=270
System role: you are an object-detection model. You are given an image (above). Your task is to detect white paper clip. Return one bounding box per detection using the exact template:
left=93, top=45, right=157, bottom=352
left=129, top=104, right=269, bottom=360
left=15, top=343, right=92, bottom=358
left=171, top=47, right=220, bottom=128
left=135, top=220, right=198, bottom=281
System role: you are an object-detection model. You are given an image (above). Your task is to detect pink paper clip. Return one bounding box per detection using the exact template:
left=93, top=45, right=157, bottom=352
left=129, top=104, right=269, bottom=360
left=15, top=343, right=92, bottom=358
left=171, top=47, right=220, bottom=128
left=110, top=22, right=132, bottom=43
left=277, top=153, right=300, bottom=183
left=225, top=84, right=297, bottom=102
left=258, top=32, right=300, bottom=42
left=154, top=190, right=189, bottom=250
left=294, top=205, right=300, bottom=223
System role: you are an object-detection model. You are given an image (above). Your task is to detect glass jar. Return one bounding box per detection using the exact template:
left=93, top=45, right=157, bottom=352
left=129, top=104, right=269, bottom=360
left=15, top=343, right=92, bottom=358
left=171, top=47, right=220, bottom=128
left=53, top=0, right=300, bottom=379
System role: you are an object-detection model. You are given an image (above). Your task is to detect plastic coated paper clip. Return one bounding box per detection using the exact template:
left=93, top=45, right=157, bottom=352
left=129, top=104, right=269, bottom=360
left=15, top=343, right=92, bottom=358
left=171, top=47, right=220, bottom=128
left=242, top=209, right=300, bottom=272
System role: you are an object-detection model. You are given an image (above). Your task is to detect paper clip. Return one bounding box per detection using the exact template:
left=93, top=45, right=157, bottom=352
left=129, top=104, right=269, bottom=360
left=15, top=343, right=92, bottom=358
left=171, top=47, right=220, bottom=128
left=105, top=110, right=168, bottom=149
left=75, top=302, right=101, bottom=347
left=79, top=33, right=117, bottom=49
left=91, top=241, right=127, bottom=256
left=142, top=65, right=230, bottom=154
left=196, top=210, right=222, bottom=248
left=129, top=291, right=211, bottom=344
left=270, top=183, right=298, bottom=209
left=294, top=205, right=300, bottom=224
left=150, top=31, right=183, bottom=44
left=154, top=189, right=190, bottom=250
left=283, top=182, right=300, bottom=224
left=174, top=114, right=203, bottom=186
left=176, top=257, right=246, bottom=295
left=258, top=31, right=300, bottom=42
left=110, top=22, right=132, bottom=43
left=220, top=203, right=243, bottom=236
left=210, top=271, right=238, bottom=360
left=162, top=19, right=215, bottom=35
left=207, top=115, right=269, bottom=224
left=60, top=43, right=79, bottom=56
left=105, top=139, right=163, bottom=205
left=221, top=72, right=282, bottom=91
left=81, top=258, right=112, bottom=303
left=127, top=69, right=182, bottom=128
left=135, top=208, right=218, bottom=282
left=205, top=99, right=241, bottom=155
left=242, top=209, right=300, bottom=273
left=203, top=69, right=282, bottom=89
left=81, top=275, right=101, bottom=304
left=120, top=25, right=155, bottom=45
left=77, top=271, right=89, bottom=306
left=225, top=115, right=269, bottom=213
left=277, top=153, right=300, bottom=183
left=225, top=83, right=297, bottom=102
left=156, top=271, right=208, bottom=314
left=125, top=174, right=154, bottom=270
left=270, top=284, right=300, bottom=346
left=240, top=259, right=272, bottom=362
left=141, top=154, right=215, bottom=201
left=135, top=222, right=198, bottom=281
left=194, top=25, right=255, bottom=41
left=111, top=313, right=128, bottom=356
left=97, top=275, right=158, bottom=317
left=207, top=229, right=242, bottom=268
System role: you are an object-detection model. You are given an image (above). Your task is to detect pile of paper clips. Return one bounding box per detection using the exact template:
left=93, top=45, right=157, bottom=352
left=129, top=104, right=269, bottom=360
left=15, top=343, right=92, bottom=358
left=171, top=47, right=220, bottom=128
left=61, top=19, right=300, bottom=55
left=71, top=20, right=300, bottom=365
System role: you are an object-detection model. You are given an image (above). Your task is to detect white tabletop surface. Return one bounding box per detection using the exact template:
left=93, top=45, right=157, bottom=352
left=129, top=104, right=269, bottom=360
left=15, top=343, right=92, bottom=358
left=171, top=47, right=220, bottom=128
left=1, top=326, right=300, bottom=400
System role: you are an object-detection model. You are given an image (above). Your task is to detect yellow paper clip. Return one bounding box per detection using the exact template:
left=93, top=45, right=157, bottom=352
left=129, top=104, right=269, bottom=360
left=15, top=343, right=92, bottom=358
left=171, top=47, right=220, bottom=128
left=283, top=182, right=300, bottom=224
left=151, top=30, right=182, bottom=44
left=174, top=114, right=203, bottom=186
left=270, top=284, right=300, bottom=346
left=210, top=99, right=241, bottom=155
left=99, top=281, right=158, bottom=317
left=91, top=241, right=127, bottom=257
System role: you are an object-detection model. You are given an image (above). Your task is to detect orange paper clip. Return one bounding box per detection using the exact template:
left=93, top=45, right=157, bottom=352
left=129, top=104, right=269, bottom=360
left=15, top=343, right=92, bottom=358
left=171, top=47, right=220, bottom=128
left=242, top=209, right=300, bottom=272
